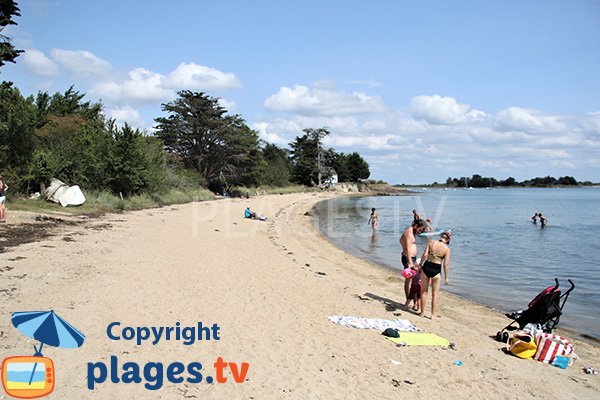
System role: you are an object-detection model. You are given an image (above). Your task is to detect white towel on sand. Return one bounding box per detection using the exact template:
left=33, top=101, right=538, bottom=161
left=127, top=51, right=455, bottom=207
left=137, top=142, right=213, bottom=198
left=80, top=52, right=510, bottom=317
left=328, top=315, right=419, bottom=332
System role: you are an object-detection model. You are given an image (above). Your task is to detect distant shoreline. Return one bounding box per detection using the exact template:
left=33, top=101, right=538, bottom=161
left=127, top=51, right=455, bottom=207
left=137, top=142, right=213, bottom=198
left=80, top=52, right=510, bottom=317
left=396, top=185, right=600, bottom=190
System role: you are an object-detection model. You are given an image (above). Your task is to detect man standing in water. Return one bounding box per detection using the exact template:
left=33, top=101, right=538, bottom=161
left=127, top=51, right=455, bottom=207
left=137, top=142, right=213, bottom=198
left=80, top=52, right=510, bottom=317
left=412, top=209, right=421, bottom=224
left=539, top=213, right=547, bottom=228
left=531, top=212, right=539, bottom=223
left=400, top=219, right=425, bottom=301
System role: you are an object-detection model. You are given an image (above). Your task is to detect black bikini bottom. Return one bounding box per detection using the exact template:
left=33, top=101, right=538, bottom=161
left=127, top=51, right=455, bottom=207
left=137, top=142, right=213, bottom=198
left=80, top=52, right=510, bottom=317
left=422, top=261, right=442, bottom=278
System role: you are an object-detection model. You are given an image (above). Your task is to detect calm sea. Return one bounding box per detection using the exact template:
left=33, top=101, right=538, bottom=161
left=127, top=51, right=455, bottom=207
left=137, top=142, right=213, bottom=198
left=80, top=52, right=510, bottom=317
left=313, top=188, right=600, bottom=339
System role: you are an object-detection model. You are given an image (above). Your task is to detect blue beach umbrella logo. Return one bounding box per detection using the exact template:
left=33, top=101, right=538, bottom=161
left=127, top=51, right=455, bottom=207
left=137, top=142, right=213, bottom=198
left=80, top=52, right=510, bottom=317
left=1, top=310, right=85, bottom=399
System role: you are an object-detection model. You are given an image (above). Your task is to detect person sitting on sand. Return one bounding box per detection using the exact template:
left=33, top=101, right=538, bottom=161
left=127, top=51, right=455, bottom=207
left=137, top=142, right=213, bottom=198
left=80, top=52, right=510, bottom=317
left=531, top=212, right=539, bottom=224
left=404, top=269, right=422, bottom=313
left=418, top=230, right=452, bottom=320
left=400, top=219, right=425, bottom=301
left=0, top=175, right=8, bottom=223
left=539, top=213, right=547, bottom=228
left=368, top=208, right=379, bottom=230
left=245, top=206, right=267, bottom=221
left=245, top=206, right=256, bottom=219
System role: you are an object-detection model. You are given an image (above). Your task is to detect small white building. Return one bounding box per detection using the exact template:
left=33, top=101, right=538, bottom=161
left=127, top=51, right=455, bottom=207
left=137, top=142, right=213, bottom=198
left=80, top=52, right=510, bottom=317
left=322, top=169, right=338, bottom=187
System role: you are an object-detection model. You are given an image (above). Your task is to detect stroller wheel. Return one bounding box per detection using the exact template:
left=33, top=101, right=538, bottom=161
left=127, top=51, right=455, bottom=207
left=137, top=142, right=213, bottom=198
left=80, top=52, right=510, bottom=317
left=502, top=331, right=509, bottom=342
left=495, top=331, right=502, bottom=342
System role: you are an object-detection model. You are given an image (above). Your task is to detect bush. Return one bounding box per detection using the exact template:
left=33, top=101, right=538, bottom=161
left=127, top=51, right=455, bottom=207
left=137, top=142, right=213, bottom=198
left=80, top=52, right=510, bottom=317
left=165, top=166, right=206, bottom=191
left=123, top=193, right=155, bottom=210
left=85, top=191, right=125, bottom=211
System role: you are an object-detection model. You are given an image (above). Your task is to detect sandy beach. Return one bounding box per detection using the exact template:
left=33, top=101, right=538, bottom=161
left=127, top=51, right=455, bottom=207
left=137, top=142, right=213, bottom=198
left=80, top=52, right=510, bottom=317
left=1, top=192, right=599, bottom=399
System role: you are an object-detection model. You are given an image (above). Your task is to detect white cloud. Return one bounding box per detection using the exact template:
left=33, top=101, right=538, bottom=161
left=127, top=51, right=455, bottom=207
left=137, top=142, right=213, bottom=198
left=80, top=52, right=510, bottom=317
left=537, top=134, right=582, bottom=147
left=410, top=95, right=487, bottom=125
left=361, top=119, right=386, bottom=132
left=328, top=134, right=399, bottom=151
left=50, top=49, right=113, bottom=78
left=162, top=62, right=241, bottom=91
left=253, top=115, right=364, bottom=144
left=22, top=48, right=58, bottom=76
left=255, top=85, right=600, bottom=182
left=107, top=106, right=147, bottom=129
left=264, top=85, right=385, bottom=116
left=578, top=111, right=600, bottom=140
left=217, top=98, right=237, bottom=111
left=92, top=68, right=174, bottom=104
left=251, top=122, right=289, bottom=146
left=469, top=127, right=532, bottom=145
left=21, top=49, right=242, bottom=107
left=550, top=160, right=576, bottom=169
left=90, top=62, right=243, bottom=106
left=495, top=107, right=567, bottom=133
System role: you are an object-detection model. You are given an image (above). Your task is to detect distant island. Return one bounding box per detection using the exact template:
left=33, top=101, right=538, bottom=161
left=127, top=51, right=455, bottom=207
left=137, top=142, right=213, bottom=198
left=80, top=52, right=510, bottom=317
left=396, top=174, right=595, bottom=188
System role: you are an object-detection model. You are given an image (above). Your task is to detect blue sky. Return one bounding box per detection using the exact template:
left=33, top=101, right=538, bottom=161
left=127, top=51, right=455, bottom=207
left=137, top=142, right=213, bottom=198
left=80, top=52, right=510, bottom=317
left=3, top=0, right=600, bottom=184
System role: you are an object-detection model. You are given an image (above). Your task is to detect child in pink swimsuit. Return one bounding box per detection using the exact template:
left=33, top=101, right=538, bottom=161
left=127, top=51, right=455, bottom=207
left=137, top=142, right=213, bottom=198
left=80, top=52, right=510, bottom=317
left=404, top=269, right=422, bottom=313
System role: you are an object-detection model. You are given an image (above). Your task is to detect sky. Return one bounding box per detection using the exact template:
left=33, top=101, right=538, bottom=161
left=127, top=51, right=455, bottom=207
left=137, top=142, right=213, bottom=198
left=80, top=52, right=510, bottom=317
left=3, top=0, right=600, bottom=184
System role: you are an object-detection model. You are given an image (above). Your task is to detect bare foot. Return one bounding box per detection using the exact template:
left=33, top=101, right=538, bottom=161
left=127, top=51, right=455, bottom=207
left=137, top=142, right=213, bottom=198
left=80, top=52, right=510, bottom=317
left=431, top=315, right=439, bottom=320
left=418, top=312, right=424, bottom=317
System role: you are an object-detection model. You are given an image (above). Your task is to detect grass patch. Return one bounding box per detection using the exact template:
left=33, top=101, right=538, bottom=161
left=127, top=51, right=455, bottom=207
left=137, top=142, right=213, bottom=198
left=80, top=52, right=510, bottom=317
left=8, top=188, right=215, bottom=215
left=228, top=185, right=318, bottom=197
left=261, top=185, right=319, bottom=195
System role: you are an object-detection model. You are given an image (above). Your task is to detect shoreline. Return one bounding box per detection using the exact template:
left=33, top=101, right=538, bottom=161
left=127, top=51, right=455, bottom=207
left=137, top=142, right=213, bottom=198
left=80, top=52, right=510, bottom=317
left=1, top=192, right=598, bottom=399
left=311, top=194, right=599, bottom=344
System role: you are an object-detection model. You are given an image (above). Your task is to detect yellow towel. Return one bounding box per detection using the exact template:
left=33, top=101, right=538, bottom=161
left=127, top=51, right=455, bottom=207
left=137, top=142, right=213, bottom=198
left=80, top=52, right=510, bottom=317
left=386, top=332, right=450, bottom=347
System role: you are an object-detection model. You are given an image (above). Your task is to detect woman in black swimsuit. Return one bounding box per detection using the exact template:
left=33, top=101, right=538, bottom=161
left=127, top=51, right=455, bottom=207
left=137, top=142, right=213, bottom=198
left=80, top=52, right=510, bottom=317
left=418, top=230, right=452, bottom=319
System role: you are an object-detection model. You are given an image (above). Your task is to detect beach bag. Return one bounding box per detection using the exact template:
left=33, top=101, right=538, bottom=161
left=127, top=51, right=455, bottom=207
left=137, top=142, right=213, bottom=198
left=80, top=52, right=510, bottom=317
left=508, top=331, right=538, bottom=359
left=522, top=323, right=543, bottom=340
left=534, top=333, right=574, bottom=364
left=382, top=328, right=400, bottom=338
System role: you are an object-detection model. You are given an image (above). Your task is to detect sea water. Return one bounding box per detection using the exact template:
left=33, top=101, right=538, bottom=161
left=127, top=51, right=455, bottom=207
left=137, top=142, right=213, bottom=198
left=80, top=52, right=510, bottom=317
left=313, top=188, right=600, bottom=339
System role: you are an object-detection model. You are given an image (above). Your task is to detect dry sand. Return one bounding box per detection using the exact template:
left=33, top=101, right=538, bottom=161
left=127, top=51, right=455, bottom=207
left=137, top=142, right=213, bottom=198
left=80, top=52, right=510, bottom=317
left=1, top=192, right=599, bottom=399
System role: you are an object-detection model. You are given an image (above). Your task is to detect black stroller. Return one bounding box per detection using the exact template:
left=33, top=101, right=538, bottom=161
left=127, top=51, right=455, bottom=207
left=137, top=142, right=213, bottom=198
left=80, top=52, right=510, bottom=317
left=496, top=278, right=575, bottom=342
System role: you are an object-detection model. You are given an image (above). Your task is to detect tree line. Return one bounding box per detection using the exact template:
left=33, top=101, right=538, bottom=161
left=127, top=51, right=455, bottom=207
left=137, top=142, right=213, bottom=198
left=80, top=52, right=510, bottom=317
left=444, top=174, right=592, bottom=188
left=0, top=84, right=370, bottom=197
left=1, top=2, right=370, bottom=197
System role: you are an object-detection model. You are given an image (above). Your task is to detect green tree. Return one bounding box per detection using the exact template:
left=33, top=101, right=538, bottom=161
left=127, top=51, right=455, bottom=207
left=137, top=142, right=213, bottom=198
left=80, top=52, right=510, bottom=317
left=305, top=128, right=330, bottom=186
left=155, top=90, right=261, bottom=191
left=29, top=88, right=108, bottom=191
left=499, top=177, right=516, bottom=186
left=289, top=127, right=333, bottom=186
left=0, top=82, right=36, bottom=191
left=289, top=132, right=319, bottom=186
left=331, top=151, right=350, bottom=182
left=0, top=82, right=35, bottom=166
left=345, top=152, right=370, bottom=181
left=0, top=0, right=23, bottom=70
left=227, top=123, right=264, bottom=188
left=557, top=176, right=578, bottom=186
left=108, top=123, right=149, bottom=195
left=38, top=86, right=104, bottom=122
left=261, top=142, right=290, bottom=187
left=104, top=122, right=166, bottom=195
